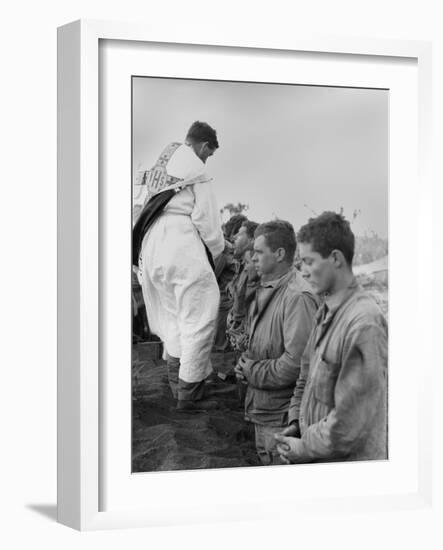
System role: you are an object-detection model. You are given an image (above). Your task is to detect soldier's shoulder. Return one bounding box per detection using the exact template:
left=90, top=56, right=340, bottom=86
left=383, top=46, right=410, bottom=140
left=346, top=288, right=387, bottom=328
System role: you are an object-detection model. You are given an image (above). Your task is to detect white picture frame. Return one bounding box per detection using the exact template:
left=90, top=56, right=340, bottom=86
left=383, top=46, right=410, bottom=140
left=57, top=19, right=433, bottom=531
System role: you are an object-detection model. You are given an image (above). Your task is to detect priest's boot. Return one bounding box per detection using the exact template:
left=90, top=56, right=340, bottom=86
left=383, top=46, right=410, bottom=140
left=176, top=378, right=219, bottom=412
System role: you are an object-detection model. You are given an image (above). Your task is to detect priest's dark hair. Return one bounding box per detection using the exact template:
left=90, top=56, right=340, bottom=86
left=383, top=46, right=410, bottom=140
left=186, top=121, right=219, bottom=150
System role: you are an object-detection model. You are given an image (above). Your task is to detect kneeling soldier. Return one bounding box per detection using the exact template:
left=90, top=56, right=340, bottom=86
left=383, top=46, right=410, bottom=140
left=276, top=212, right=388, bottom=463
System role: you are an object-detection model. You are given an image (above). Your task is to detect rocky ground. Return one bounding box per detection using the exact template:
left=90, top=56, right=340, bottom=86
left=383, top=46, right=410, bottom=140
left=132, top=346, right=261, bottom=472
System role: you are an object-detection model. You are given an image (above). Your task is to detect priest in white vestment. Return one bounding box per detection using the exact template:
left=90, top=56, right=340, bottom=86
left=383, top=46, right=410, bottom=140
left=138, top=121, right=225, bottom=410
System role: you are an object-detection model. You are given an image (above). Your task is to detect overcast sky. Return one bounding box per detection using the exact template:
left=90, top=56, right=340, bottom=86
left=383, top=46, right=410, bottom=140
left=133, top=77, right=388, bottom=238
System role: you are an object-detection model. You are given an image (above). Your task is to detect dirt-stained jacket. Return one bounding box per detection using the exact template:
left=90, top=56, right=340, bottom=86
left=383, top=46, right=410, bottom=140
left=240, top=269, right=318, bottom=426
left=288, top=278, right=388, bottom=461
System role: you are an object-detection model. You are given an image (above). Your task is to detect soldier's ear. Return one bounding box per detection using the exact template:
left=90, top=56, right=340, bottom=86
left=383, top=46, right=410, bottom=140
left=330, top=249, right=345, bottom=267
left=276, top=247, right=286, bottom=262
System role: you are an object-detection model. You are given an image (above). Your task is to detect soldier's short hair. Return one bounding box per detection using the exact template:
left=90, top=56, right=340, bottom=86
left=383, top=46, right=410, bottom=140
left=297, top=211, right=355, bottom=265
left=255, top=220, right=297, bottom=264
left=241, top=220, right=259, bottom=239
left=224, top=214, right=248, bottom=240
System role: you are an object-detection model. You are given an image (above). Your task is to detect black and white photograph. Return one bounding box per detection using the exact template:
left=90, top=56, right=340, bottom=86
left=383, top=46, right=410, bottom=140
left=3, top=0, right=439, bottom=543
left=131, top=76, right=389, bottom=473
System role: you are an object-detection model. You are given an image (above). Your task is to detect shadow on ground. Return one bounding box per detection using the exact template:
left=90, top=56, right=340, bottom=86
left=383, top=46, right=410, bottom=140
left=26, top=504, right=57, bottom=522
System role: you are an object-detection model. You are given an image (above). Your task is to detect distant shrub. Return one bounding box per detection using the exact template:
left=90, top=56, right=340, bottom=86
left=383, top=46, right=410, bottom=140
left=354, top=232, right=388, bottom=266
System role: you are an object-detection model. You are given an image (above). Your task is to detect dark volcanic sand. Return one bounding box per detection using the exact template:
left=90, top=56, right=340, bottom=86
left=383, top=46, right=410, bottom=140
left=132, top=347, right=261, bottom=472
